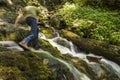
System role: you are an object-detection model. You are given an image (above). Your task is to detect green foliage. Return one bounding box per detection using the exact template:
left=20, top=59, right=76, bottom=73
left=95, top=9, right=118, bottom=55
left=22, top=0, right=40, bottom=6
left=57, top=3, right=120, bottom=46
left=109, top=32, right=120, bottom=46
left=57, top=2, right=77, bottom=27
left=73, top=0, right=87, bottom=6
left=73, top=0, right=120, bottom=10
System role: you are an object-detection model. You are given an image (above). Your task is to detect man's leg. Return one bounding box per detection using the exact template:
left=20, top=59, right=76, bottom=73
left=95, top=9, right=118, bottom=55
left=19, top=17, right=37, bottom=48
left=19, top=33, right=34, bottom=48
left=34, top=28, right=39, bottom=49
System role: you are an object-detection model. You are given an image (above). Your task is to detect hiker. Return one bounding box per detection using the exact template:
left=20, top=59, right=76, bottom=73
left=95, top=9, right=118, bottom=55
left=14, top=5, right=40, bottom=50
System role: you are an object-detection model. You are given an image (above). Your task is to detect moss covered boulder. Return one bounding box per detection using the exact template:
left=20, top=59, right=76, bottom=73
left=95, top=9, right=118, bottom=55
left=0, top=46, right=51, bottom=80
left=60, top=29, right=120, bottom=65
left=0, top=45, right=78, bottom=80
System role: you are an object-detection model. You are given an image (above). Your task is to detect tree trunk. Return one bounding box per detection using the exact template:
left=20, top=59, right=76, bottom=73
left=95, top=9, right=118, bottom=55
left=60, top=29, right=120, bottom=65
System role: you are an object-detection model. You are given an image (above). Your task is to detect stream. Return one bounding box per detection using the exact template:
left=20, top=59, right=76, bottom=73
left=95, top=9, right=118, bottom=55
left=30, top=48, right=90, bottom=80
left=39, top=31, right=120, bottom=79
left=0, top=28, right=120, bottom=80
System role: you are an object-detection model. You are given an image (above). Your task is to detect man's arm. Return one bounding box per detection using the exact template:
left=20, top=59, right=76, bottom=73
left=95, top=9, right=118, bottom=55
left=14, top=9, right=23, bottom=30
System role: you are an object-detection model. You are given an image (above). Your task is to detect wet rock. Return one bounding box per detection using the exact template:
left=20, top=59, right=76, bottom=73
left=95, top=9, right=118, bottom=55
left=86, top=55, right=102, bottom=63
left=89, top=63, right=107, bottom=80
left=40, top=27, right=55, bottom=38
left=0, top=41, right=24, bottom=51
left=53, top=37, right=71, bottom=49
left=49, top=15, right=67, bottom=29
left=100, top=61, right=120, bottom=80
left=36, top=51, right=75, bottom=80
left=64, top=54, right=96, bottom=80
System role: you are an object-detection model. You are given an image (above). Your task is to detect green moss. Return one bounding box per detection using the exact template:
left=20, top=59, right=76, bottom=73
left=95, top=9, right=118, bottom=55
left=0, top=29, right=30, bottom=42
left=0, top=35, right=3, bottom=41
left=8, top=32, right=16, bottom=40
left=20, top=51, right=52, bottom=80
left=0, top=50, right=52, bottom=80
left=0, top=46, right=10, bottom=51
left=40, top=27, right=54, bottom=39
left=0, top=66, right=26, bottom=80
left=39, top=39, right=68, bottom=60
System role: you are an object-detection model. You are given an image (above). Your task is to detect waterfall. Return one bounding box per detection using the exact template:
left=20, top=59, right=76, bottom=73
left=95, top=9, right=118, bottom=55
left=39, top=33, right=90, bottom=80
left=40, top=34, right=88, bottom=61
left=39, top=31, right=120, bottom=79
left=57, top=58, right=90, bottom=80
left=30, top=48, right=90, bottom=80
left=101, top=58, right=120, bottom=78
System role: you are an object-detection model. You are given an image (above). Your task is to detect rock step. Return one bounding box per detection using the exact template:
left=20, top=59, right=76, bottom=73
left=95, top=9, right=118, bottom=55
left=0, top=41, right=24, bottom=51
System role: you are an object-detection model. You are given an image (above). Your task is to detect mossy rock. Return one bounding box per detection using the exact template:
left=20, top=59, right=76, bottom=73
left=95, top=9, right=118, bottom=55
left=49, top=15, right=67, bottom=29
left=0, top=27, right=30, bottom=42
left=7, top=32, right=16, bottom=40
left=38, top=39, right=68, bottom=60
left=0, top=49, right=52, bottom=80
left=65, top=54, right=97, bottom=80
left=0, top=45, right=75, bottom=80
left=54, top=37, right=71, bottom=49
left=60, top=29, right=120, bottom=65
left=40, top=27, right=54, bottom=39
left=0, top=46, right=10, bottom=51
left=0, top=66, right=26, bottom=80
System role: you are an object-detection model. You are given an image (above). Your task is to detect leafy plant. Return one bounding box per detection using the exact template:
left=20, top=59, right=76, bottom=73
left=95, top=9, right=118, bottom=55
left=57, top=2, right=120, bottom=46
left=22, top=0, right=40, bottom=6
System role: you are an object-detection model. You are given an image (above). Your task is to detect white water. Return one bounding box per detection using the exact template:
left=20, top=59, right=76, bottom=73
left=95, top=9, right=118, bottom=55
left=0, top=41, right=24, bottom=51
left=39, top=33, right=90, bottom=80
left=30, top=48, right=90, bottom=80
left=101, top=58, right=120, bottom=78
left=39, top=33, right=120, bottom=79
left=57, top=58, right=90, bottom=80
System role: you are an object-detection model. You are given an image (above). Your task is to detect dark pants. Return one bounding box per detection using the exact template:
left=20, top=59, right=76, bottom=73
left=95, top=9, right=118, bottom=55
left=22, top=17, right=39, bottom=46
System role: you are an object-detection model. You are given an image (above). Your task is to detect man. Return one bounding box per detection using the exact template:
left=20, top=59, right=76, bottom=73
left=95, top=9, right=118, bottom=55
left=14, top=5, right=40, bottom=50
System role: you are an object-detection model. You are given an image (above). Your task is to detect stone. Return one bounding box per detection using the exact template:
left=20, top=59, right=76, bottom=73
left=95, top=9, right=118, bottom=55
left=86, top=56, right=102, bottom=63
left=0, top=41, right=24, bottom=51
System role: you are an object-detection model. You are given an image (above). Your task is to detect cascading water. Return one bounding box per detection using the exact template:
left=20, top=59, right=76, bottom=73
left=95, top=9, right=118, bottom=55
left=39, top=33, right=90, bottom=80
left=30, top=48, right=90, bottom=80
left=101, top=58, right=120, bottom=78
left=39, top=30, right=120, bottom=79
left=57, top=58, right=90, bottom=80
